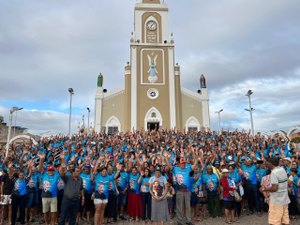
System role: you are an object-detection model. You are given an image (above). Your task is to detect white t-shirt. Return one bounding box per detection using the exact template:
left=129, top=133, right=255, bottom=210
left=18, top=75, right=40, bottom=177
left=269, top=166, right=290, bottom=205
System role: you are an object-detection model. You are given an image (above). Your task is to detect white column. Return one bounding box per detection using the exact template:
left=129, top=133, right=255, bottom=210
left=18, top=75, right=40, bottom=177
left=201, top=89, right=210, bottom=130
left=168, top=47, right=176, bottom=128
left=94, top=87, right=104, bottom=133
left=131, top=47, right=137, bottom=130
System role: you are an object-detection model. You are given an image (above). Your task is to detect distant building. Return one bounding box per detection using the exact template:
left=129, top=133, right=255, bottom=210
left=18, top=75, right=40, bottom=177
left=94, top=0, right=210, bottom=133
left=0, top=121, right=27, bottom=146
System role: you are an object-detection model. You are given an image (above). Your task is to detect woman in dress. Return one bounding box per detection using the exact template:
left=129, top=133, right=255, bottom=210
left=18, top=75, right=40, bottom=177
left=127, top=167, right=142, bottom=221
left=149, top=166, right=169, bottom=225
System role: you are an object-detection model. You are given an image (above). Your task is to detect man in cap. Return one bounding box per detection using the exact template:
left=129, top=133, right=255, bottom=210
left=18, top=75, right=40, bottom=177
left=168, top=147, right=198, bottom=225
left=262, top=157, right=290, bottom=225
left=38, top=154, right=60, bottom=225
left=237, top=151, right=261, bottom=215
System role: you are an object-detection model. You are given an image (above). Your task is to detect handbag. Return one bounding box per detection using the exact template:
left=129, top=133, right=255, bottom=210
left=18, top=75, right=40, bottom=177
left=233, top=190, right=242, bottom=202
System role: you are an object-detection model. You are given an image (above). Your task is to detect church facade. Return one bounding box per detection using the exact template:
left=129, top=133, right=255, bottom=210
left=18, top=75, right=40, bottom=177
left=94, top=0, right=210, bottom=133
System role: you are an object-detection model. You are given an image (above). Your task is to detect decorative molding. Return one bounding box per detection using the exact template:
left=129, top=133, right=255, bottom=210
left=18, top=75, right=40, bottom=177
left=185, top=116, right=201, bottom=132
left=140, top=48, right=165, bottom=85
left=144, top=107, right=163, bottom=129
left=105, top=116, right=121, bottom=132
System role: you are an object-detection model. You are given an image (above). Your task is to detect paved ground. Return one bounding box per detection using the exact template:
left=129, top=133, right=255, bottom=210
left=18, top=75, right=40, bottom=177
left=4, top=213, right=299, bottom=225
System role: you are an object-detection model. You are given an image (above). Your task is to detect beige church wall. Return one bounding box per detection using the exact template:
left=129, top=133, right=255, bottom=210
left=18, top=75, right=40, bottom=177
left=136, top=46, right=171, bottom=129
left=181, top=93, right=203, bottom=129
left=102, top=92, right=125, bottom=131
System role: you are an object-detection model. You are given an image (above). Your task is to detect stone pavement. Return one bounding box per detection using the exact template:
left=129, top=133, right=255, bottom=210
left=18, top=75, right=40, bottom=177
left=7, top=213, right=299, bottom=225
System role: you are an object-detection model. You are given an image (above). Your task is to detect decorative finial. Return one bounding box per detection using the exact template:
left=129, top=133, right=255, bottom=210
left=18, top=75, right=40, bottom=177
left=130, top=32, right=134, bottom=43
left=170, top=32, right=174, bottom=44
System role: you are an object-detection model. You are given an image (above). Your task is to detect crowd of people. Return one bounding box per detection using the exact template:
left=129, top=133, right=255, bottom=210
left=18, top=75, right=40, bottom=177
left=0, top=129, right=300, bottom=225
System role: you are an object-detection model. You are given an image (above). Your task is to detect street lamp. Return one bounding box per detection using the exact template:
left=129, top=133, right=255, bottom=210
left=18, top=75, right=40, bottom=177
left=87, top=107, right=90, bottom=132
left=13, top=107, right=23, bottom=137
left=68, top=88, right=74, bottom=135
left=215, top=109, right=223, bottom=132
left=6, top=107, right=23, bottom=157
left=245, top=89, right=255, bottom=136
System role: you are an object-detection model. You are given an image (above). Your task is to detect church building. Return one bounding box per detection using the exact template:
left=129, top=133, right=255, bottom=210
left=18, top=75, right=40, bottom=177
left=94, top=0, right=210, bottom=133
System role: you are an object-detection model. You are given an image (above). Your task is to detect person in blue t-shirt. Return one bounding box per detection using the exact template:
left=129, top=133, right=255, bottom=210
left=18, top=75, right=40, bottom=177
left=93, top=158, right=114, bottom=225
left=138, top=168, right=152, bottom=222
left=127, top=167, right=142, bottom=221
left=80, top=164, right=94, bottom=222
left=38, top=153, right=60, bottom=225
left=202, top=165, right=221, bottom=218
left=237, top=151, right=261, bottom=215
left=11, top=161, right=33, bottom=225
left=114, top=163, right=128, bottom=220
left=171, top=155, right=198, bottom=225
left=105, top=165, right=118, bottom=223
left=25, top=165, right=40, bottom=223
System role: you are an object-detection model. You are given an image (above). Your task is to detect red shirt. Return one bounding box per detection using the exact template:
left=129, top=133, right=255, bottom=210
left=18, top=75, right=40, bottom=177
left=221, top=176, right=236, bottom=199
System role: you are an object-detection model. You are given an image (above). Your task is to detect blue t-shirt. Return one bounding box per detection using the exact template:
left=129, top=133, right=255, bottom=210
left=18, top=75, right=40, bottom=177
left=57, top=177, right=65, bottom=192
left=241, top=164, right=257, bottom=184
left=202, top=173, right=219, bottom=192
left=173, top=164, right=193, bottom=191
left=229, top=171, right=241, bottom=185
left=256, top=167, right=266, bottom=183
left=41, top=171, right=60, bottom=198
left=129, top=173, right=140, bottom=194
left=116, top=171, right=128, bottom=191
left=95, top=174, right=111, bottom=199
left=107, top=172, right=117, bottom=193
left=80, top=172, right=93, bottom=194
left=140, top=177, right=150, bottom=193
left=13, top=178, right=27, bottom=196
left=27, top=172, right=40, bottom=192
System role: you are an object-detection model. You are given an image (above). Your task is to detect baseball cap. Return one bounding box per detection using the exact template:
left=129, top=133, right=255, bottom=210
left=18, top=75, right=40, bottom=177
left=222, top=169, right=229, bottom=173
left=155, top=166, right=161, bottom=172
left=47, top=165, right=55, bottom=171
left=180, top=158, right=186, bottom=164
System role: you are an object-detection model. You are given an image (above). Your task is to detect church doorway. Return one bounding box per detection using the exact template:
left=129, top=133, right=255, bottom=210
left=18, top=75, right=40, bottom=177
left=147, top=122, right=159, bottom=131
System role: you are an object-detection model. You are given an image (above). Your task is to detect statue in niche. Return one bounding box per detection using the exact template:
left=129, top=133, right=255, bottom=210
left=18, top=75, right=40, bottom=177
left=200, top=74, right=206, bottom=88
left=147, top=52, right=158, bottom=83
left=97, top=73, right=103, bottom=87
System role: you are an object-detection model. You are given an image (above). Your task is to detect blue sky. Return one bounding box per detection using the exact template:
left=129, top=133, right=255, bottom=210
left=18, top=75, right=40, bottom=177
left=0, top=0, right=300, bottom=135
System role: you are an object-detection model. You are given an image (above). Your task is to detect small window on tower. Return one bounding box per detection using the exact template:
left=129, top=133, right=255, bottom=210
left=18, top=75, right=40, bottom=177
left=151, top=112, right=156, bottom=118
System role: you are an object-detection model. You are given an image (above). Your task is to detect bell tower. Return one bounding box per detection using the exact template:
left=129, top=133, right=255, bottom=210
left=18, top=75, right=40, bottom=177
left=123, top=0, right=180, bottom=131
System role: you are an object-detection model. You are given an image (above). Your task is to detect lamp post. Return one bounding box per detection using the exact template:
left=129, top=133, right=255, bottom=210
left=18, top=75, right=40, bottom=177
left=13, top=107, right=23, bottom=137
left=68, top=88, right=74, bottom=135
left=215, top=109, right=223, bottom=132
left=87, top=107, right=90, bottom=132
left=6, top=107, right=23, bottom=157
left=245, top=89, right=255, bottom=136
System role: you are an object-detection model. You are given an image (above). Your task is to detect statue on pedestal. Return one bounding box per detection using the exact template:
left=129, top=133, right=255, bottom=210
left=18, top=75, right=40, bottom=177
left=200, top=74, right=206, bottom=88
left=97, top=73, right=103, bottom=87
